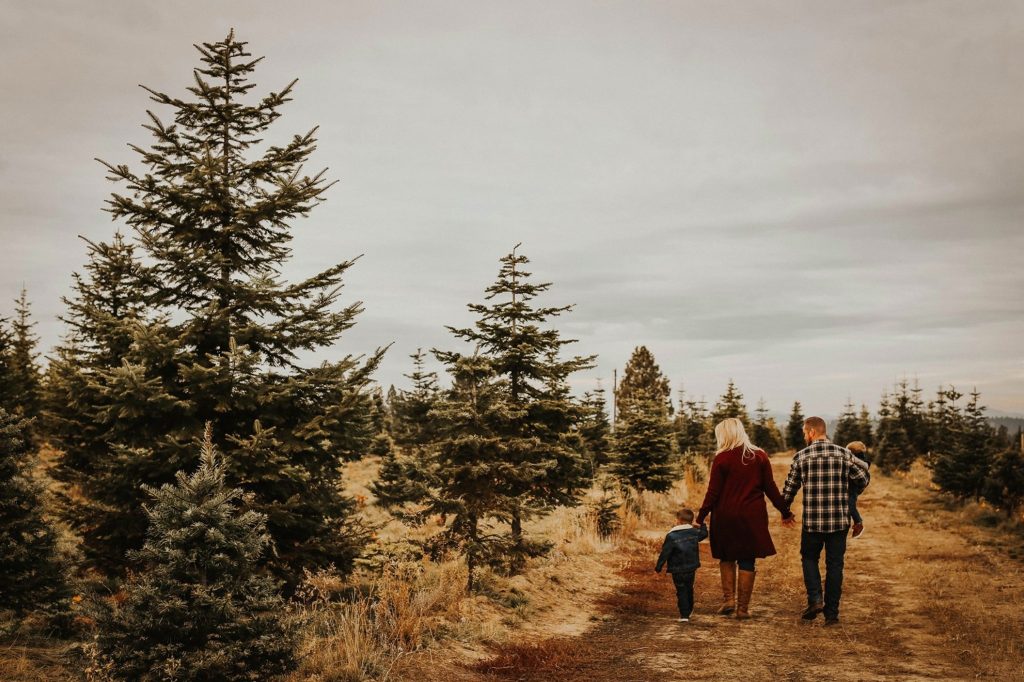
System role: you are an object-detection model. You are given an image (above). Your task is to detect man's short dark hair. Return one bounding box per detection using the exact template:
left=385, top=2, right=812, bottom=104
left=804, top=416, right=827, bottom=435
left=677, top=508, right=695, bottom=523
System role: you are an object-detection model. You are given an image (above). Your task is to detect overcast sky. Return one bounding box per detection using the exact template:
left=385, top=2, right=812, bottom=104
left=2, top=0, right=1022, bottom=415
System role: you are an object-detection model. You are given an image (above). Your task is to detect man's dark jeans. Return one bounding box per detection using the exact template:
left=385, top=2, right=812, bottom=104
left=671, top=571, right=696, bottom=618
left=800, top=529, right=848, bottom=619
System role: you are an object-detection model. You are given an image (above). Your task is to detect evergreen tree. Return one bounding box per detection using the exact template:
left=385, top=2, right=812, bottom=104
left=612, top=394, right=676, bottom=492
left=616, top=346, right=671, bottom=416
left=589, top=477, right=621, bottom=539
left=673, top=389, right=709, bottom=456
left=0, top=409, right=70, bottom=622
left=856, top=404, right=875, bottom=448
left=390, top=349, right=441, bottom=448
left=91, top=430, right=296, bottom=681
left=0, top=318, right=16, bottom=415
left=833, top=399, right=859, bottom=446
left=891, top=378, right=928, bottom=456
left=6, top=288, right=42, bottom=421
left=710, top=379, right=749, bottom=429
left=372, top=350, right=441, bottom=510
left=874, top=392, right=916, bottom=473
left=984, top=446, right=1024, bottom=518
left=62, top=31, right=382, bottom=582
left=751, top=398, right=783, bottom=453
left=927, top=386, right=964, bottom=460
left=580, top=384, right=612, bottom=466
left=46, top=233, right=152, bottom=487
left=786, top=401, right=805, bottom=451
left=443, top=246, right=595, bottom=568
left=875, top=423, right=913, bottom=475
left=420, top=354, right=522, bottom=590
left=930, top=389, right=997, bottom=500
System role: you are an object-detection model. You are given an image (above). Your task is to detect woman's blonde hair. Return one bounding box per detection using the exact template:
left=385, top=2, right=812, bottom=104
left=715, top=417, right=761, bottom=463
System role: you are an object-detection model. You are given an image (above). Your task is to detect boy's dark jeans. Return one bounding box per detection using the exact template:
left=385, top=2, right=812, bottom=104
left=849, top=490, right=863, bottom=525
left=671, top=571, right=696, bottom=618
left=800, top=529, right=847, bottom=619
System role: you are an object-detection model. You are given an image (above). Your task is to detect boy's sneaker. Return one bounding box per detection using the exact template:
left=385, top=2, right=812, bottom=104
left=852, top=523, right=865, bottom=539
left=678, top=617, right=689, bottom=622
left=823, top=616, right=841, bottom=627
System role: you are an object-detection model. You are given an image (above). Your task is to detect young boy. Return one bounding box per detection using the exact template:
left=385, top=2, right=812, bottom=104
left=655, top=508, right=708, bottom=622
left=847, top=441, right=871, bottom=539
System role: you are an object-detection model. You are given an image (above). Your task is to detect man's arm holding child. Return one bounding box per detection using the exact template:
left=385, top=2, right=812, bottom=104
left=848, top=453, right=870, bottom=496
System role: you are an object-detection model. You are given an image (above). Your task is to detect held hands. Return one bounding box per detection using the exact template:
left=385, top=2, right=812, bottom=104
left=781, top=515, right=797, bottom=529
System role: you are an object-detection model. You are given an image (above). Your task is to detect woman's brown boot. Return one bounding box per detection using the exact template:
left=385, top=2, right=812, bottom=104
left=717, top=561, right=737, bottom=615
left=735, top=570, right=756, bottom=619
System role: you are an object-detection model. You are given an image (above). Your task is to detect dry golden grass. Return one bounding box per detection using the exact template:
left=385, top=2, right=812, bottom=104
left=0, top=640, right=77, bottom=682
left=287, top=561, right=466, bottom=682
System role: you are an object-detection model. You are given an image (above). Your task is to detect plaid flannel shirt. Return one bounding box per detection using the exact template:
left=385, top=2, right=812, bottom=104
left=782, top=438, right=870, bottom=533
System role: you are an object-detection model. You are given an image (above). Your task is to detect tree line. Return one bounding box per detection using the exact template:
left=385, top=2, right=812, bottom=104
left=1, top=30, right=1021, bottom=681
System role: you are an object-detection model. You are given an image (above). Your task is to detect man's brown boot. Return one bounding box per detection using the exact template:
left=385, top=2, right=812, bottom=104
left=735, top=570, right=756, bottom=620
left=717, top=561, right=737, bottom=615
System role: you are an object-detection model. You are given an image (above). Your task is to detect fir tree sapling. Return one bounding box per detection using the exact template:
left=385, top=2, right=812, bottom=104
left=612, top=395, right=676, bottom=493
left=580, top=383, right=612, bottom=467
left=612, top=347, right=676, bottom=490
left=90, top=428, right=296, bottom=681
left=372, top=350, right=442, bottom=510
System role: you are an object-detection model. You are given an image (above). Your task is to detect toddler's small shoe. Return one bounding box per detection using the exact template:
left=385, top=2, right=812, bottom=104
left=851, top=523, right=865, bottom=539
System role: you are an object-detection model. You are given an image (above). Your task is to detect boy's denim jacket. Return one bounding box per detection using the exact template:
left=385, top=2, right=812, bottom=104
left=655, top=523, right=709, bottom=574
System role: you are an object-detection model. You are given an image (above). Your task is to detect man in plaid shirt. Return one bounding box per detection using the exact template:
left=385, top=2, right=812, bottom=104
left=781, top=416, right=870, bottom=625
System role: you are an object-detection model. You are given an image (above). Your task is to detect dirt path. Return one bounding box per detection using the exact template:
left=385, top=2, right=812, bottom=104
left=440, top=456, right=1024, bottom=682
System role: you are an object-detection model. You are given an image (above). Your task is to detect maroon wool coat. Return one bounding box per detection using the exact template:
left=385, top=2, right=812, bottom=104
left=696, top=446, right=792, bottom=561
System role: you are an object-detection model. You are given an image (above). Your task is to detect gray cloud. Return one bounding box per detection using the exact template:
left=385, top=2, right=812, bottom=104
left=1, top=0, right=1022, bottom=415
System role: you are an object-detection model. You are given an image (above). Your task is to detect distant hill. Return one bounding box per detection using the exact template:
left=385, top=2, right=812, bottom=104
left=991, top=416, right=1024, bottom=435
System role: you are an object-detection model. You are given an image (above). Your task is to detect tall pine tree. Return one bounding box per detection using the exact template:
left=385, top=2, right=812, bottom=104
left=60, top=31, right=382, bottom=582
left=442, top=245, right=595, bottom=568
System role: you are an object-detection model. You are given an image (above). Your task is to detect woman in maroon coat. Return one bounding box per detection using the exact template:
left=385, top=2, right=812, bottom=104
left=696, top=418, right=793, bottom=619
